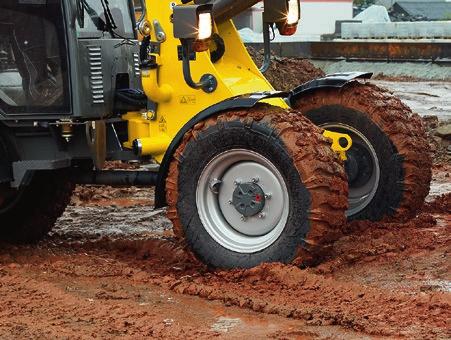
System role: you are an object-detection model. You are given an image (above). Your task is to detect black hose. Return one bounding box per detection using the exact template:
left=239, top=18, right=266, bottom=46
left=182, top=44, right=204, bottom=90
left=181, top=42, right=217, bottom=93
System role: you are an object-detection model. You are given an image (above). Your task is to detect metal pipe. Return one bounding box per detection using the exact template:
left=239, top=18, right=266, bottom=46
left=211, top=0, right=261, bottom=23
left=72, top=170, right=158, bottom=186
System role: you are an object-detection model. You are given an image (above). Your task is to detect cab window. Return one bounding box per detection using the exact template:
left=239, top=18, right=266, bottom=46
left=76, top=0, right=135, bottom=39
left=0, top=0, right=70, bottom=115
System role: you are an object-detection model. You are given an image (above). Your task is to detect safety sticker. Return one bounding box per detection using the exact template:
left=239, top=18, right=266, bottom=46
left=179, top=95, right=196, bottom=105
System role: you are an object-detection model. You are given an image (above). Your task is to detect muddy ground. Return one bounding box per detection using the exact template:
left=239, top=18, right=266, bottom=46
left=0, top=167, right=449, bottom=339
left=0, top=59, right=450, bottom=338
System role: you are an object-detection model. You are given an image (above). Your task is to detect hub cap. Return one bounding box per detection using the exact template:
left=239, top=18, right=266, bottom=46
left=232, top=182, right=266, bottom=217
left=196, top=149, right=289, bottom=253
left=321, top=123, right=380, bottom=217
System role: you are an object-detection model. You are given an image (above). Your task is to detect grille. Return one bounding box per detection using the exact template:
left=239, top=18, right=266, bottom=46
left=88, top=46, right=104, bottom=104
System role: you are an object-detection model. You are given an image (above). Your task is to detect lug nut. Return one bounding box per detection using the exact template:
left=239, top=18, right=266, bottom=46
left=240, top=215, right=247, bottom=221
left=228, top=200, right=233, bottom=205
left=265, top=193, right=272, bottom=200
left=251, top=177, right=259, bottom=183
left=258, top=213, right=266, bottom=219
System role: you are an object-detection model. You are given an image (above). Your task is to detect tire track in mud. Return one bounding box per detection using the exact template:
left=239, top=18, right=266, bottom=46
left=0, top=166, right=448, bottom=338
left=51, top=211, right=448, bottom=339
left=138, top=219, right=449, bottom=339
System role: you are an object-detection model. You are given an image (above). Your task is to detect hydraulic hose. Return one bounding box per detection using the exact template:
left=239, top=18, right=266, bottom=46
left=181, top=42, right=217, bottom=93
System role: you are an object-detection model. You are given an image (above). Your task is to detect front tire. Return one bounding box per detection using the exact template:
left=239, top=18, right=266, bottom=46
left=294, top=81, right=432, bottom=221
left=166, top=105, right=348, bottom=269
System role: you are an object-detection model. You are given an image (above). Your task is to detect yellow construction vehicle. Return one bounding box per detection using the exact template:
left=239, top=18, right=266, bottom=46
left=0, top=0, right=431, bottom=268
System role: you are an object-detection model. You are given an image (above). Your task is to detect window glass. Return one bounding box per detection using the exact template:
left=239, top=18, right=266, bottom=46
left=0, top=1, right=70, bottom=114
left=76, top=0, right=134, bottom=38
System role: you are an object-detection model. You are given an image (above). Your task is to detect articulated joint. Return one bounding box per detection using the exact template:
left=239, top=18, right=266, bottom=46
left=141, top=58, right=173, bottom=103
left=323, top=130, right=352, bottom=161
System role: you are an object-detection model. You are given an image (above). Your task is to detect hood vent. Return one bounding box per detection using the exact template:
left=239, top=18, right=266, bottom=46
left=88, top=46, right=104, bottom=104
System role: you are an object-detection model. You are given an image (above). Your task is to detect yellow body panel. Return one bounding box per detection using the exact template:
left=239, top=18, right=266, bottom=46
left=124, top=1, right=287, bottom=162
left=124, top=0, right=348, bottom=162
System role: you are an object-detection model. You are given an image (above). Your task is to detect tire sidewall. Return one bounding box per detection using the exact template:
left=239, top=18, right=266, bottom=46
left=176, top=119, right=311, bottom=268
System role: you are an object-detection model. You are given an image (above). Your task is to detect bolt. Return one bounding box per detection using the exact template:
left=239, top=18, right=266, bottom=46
left=258, top=213, right=266, bottom=219
left=251, top=177, right=259, bottom=183
left=209, top=178, right=222, bottom=194
left=241, top=215, right=247, bottom=221
left=234, top=180, right=240, bottom=186
left=228, top=200, right=233, bottom=205
left=265, top=193, right=272, bottom=200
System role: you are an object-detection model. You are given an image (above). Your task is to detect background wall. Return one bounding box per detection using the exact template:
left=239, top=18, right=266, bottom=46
left=234, top=0, right=354, bottom=41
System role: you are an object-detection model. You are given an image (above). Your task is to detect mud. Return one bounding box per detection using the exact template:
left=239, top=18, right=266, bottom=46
left=248, top=48, right=325, bottom=91
left=0, top=158, right=448, bottom=338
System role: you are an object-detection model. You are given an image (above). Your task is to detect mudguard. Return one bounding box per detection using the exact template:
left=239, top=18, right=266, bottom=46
left=154, top=91, right=288, bottom=208
left=289, top=72, right=373, bottom=105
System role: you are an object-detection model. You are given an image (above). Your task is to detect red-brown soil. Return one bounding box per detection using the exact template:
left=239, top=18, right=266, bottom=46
left=248, top=48, right=325, bottom=91
left=0, top=162, right=449, bottom=338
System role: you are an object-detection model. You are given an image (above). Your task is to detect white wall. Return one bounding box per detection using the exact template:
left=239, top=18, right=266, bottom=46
left=296, top=0, right=354, bottom=40
left=237, top=1, right=354, bottom=41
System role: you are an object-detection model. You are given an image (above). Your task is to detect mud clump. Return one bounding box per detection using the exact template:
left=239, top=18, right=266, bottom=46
left=247, top=48, right=325, bottom=91
left=424, top=193, right=451, bottom=213
left=422, top=116, right=451, bottom=164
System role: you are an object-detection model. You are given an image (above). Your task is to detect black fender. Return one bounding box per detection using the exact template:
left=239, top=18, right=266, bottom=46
left=288, top=72, right=373, bottom=105
left=154, top=91, right=289, bottom=208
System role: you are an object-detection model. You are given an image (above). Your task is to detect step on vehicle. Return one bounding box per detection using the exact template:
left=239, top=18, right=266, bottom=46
left=0, top=0, right=431, bottom=268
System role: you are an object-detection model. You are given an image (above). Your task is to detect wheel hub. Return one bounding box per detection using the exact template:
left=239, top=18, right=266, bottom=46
left=232, top=182, right=266, bottom=217
left=196, top=149, right=290, bottom=253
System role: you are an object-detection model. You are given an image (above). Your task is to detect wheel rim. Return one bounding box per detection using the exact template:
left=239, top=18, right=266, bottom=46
left=196, top=149, right=290, bottom=253
left=321, top=123, right=380, bottom=217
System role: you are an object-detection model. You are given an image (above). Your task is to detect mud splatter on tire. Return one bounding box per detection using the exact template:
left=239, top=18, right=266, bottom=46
left=166, top=105, right=348, bottom=267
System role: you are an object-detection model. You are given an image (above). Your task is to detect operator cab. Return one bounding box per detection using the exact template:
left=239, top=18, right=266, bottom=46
left=0, top=0, right=145, bottom=120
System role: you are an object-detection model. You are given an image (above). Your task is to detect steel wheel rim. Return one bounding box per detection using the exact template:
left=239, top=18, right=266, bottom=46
left=196, top=149, right=290, bottom=253
left=321, top=123, right=380, bottom=217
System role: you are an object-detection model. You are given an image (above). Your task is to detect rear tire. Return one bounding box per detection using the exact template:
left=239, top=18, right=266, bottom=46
left=0, top=171, right=74, bottom=243
left=166, top=105, right=348, bottom=269
left=294, top=81, right=432, bottom=221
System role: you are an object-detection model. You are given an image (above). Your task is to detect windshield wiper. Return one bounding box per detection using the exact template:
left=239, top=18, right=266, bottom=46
left=81, top=0, right=107, bottom=32
left=100, top=0, right=118, bottom=32
left=81, top=0, right=136, bottom=46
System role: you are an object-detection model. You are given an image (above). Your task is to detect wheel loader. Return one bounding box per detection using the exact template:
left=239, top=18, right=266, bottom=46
left=0, top=0, right=431, bottom=268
